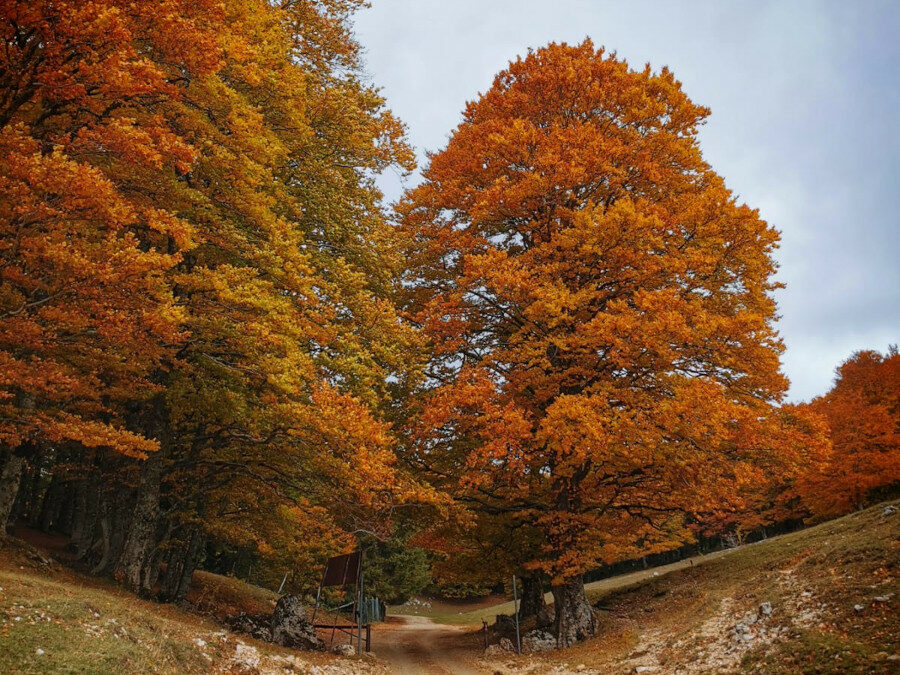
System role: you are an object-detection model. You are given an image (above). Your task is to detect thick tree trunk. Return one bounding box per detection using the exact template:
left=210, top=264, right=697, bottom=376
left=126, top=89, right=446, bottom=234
left=117, top=454, right=164, bottom=593
left=69, top=479, right=89, bottom=550
left=92, top=508, right=113, bottom=575
left=519, top=574, right=546, bottom=618
left=116, top=398, right=169, bottom=594
left=9, top=462, right=31, bottom=524
left=70, top=476, right=100, bottom=560
left=551, top=575, right=595, bottom=647
left=93, top=488, right=130, bottom=574
left=0, top=452, right=26, bottom=531
left=57, top=480, right=78, bottom=535
left=71, top=474, right=100, bottom=560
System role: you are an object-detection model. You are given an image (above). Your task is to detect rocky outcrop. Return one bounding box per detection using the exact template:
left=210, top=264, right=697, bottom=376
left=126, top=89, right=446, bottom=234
left=270, top=595, right=325, bottom=651
left=225, top=612, right=272, bottom=641
left=523, top=629, right=556, bottom=652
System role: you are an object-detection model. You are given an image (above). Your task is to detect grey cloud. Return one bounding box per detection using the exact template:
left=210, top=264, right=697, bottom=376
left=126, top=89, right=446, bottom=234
left=355, top=0, right=900, bottom=401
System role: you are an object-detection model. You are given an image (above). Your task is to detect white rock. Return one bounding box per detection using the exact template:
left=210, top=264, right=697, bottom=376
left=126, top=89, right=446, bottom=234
left=759, top=601, right=773, bottom=616
left=35, top=649, right=45, bottom=656
left=853, top=604, right=864, bottom=611
left=522, top=630, right=556, bottom=653
left=332, top=643, right=356, bottom=657
left=232, top=643, right=261, bottom=670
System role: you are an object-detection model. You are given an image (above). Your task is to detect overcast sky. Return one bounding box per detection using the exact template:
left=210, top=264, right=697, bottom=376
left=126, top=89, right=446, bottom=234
left=353, top=0, right=899, bottom=402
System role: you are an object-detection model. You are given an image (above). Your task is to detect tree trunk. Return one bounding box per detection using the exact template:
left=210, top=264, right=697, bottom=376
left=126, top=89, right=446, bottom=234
left=0, top=452, right=26, bottom=531
left=551, top=575, right=595, bottom=647
left=93, top=487, right=130, bottom=574
left=160, top=527, right=205, bottom=603
left=25, top=462, right=45, bottom=527
left=116, top=398, right=169, bottom=594
left=57, top=480, right=78, bottom=535
left=117, top=454, right=164, bottom=593
left=69, top=479, right=89, bottom=551
left=9, top=462, right=32, bottom=524
left=38, top=471, right=66, bottom=532
left=519, top=574, right=546, bottom=618
left=92, top=510, right=113, bottom=575
left=71, top=473, right=100, bottom=560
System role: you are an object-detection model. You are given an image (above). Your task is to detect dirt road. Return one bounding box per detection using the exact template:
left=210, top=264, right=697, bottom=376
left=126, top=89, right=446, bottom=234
left=371, top=615, right=484, bottom=674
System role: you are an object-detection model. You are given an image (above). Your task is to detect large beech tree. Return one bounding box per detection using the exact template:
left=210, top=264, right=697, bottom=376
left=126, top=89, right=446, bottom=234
left=400, top=41, right=796, bottom=645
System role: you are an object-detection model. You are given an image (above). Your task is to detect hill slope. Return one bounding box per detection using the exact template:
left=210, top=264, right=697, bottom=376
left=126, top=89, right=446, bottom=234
left=0, top=537, right=382, bottom=674
left=480, top=500, right=899, bottom=674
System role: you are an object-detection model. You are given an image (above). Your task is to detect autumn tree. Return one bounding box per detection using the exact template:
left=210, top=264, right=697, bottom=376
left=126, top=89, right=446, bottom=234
left=799, top=348, right=900, bottom=516
left=400, top=41, right=800, bottom=645
left=1, top=0, right=432, bottom=602
left=694, top=403, right=830, bottom=544
left=0, top=0, right=218, bottom=527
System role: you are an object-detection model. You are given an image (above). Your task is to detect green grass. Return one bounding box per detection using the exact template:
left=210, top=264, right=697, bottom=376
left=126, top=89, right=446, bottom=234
left=0, top=538, right=348, bottom=674
left=0, top=565, right=229, bottom=674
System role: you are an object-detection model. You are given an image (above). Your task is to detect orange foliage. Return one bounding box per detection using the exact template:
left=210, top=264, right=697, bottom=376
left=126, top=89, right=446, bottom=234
left=0, top=0, right=220, bottom=457
left=799, top=348, right=900, bottom=515
left=1, top=0, right=435, bottom=596
left=400, top=41, right=805, bottom=582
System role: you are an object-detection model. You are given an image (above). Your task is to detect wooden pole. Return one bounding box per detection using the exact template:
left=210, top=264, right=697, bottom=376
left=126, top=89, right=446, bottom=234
left=512, top=575, right=521, bottom=655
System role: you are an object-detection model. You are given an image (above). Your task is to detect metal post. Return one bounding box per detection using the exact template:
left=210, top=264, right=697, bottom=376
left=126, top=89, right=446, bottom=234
left=356, top=552, right=364, bottom=655
left=512, top=575, right=521, bottom=655
left=311, top=564, right=328, bottom=624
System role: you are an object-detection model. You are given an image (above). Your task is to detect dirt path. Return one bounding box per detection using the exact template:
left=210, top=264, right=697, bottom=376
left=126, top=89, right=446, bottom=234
left=371, top=615, right=484, bottom=674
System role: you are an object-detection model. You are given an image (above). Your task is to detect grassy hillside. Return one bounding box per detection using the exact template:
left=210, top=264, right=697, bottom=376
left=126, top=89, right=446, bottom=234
left=0, top=537, right=382, bottom=674
left=482, top=500, right=899, bottom=674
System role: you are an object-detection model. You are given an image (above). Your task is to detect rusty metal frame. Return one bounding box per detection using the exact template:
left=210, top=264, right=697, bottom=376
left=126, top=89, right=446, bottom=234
left=310, top=550, right=369, bottom=653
